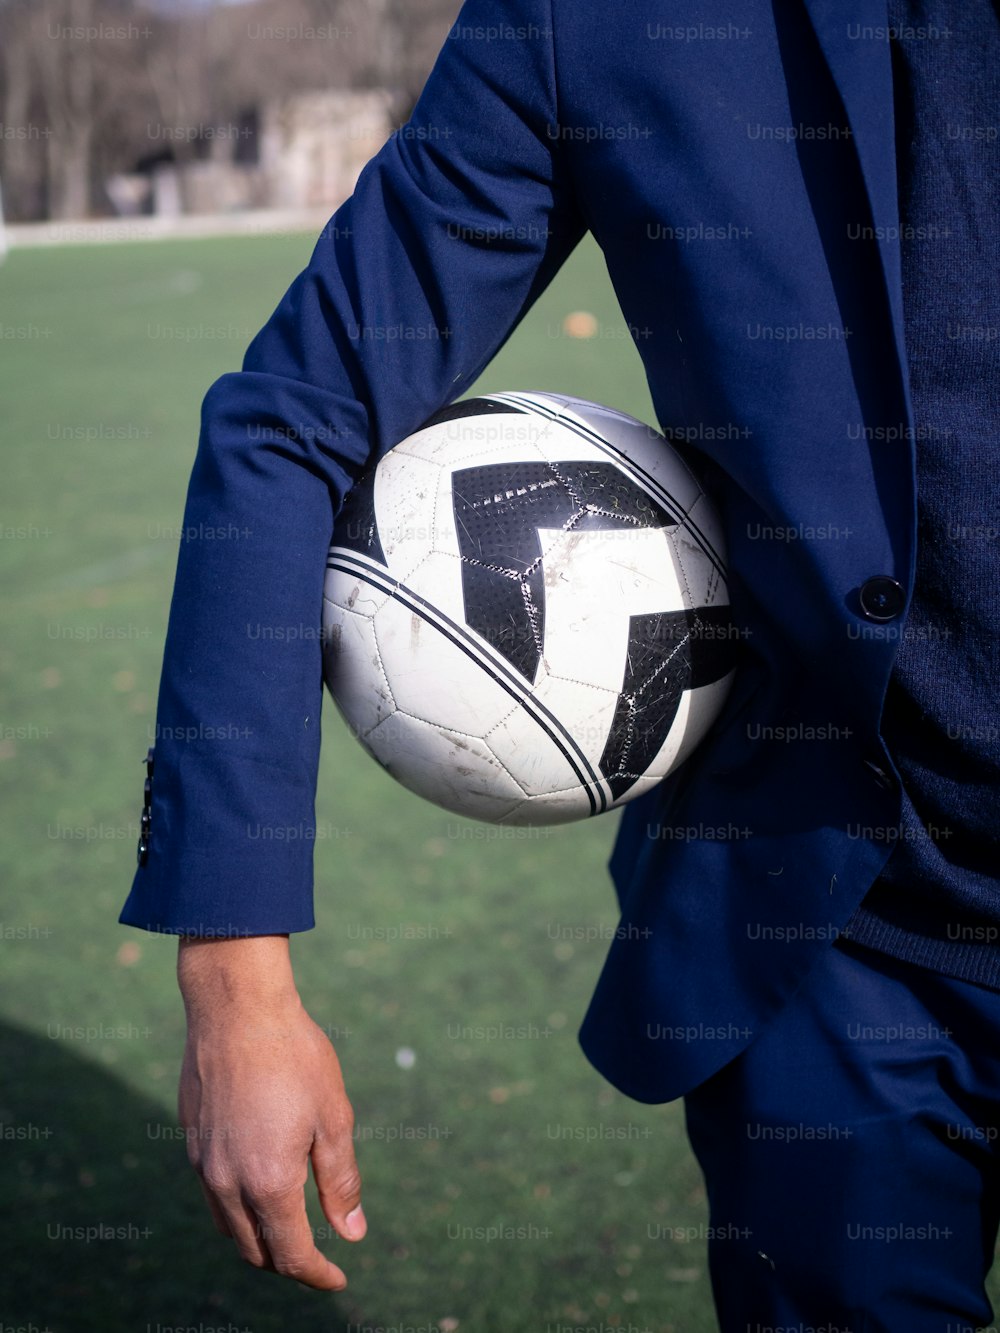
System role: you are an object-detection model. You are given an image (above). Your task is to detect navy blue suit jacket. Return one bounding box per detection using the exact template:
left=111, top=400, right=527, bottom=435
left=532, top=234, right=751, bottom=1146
left=121, top=0, right=916, bottom=1103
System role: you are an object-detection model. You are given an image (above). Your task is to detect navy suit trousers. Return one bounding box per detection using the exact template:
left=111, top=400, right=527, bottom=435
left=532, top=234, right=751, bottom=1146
left=683, top=936, right=1000, bottom=1331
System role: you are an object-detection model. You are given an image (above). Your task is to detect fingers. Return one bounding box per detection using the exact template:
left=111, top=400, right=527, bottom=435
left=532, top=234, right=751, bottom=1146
left=178, top=1003, right=364, bottom=1289
left=200, top=1173, right=275, bottom=1272
left=251, top=1186, right=349, bottom=1290
left=199, top=1168, right=350, bottom=1289
left=196, top=1176, right=234, bottom=1238
left=312, top=1136, right=367, bottom=1242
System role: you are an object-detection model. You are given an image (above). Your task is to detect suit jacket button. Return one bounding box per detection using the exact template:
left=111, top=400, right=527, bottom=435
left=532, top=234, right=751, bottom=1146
left=859, top=576, right=905, bottom=622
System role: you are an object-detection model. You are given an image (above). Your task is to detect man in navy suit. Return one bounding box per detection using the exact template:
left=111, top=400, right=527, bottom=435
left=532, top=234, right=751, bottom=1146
left=122, top=0, right=1000, bottom=1325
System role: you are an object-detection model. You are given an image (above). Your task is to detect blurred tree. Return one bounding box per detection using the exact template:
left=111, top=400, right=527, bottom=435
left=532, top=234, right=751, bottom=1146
left=0, top=0, right=461, bottom=221
left=0, top=0, right=146, bottom=220
left=0, top=1, right=40, bottom=222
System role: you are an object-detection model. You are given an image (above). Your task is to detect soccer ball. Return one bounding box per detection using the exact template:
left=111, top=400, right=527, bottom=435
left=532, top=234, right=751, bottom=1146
left=322, top=391, right=735, bottom=824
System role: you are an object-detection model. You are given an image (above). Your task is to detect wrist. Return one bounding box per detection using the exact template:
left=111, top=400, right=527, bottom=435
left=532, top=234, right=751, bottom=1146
left=177, top=934, right=300, bottom=1023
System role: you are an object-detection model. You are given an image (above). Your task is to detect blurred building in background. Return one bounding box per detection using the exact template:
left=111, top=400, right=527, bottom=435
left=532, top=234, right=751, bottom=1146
left=106, top=90, right=392, bottom=219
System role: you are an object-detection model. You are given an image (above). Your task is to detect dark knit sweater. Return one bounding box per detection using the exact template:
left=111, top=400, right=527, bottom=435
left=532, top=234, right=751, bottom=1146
left=844, top=0, right=1000, bottom=983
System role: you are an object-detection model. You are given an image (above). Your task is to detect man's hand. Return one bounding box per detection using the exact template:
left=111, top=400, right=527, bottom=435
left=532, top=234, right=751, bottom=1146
left=176, top=934, right=365, bottom=1289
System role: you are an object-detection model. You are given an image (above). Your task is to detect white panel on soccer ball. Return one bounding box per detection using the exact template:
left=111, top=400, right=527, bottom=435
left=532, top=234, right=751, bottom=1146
left=671, top=492, right=729, bottom=608
left=526, top=676, right=620, bottom=768
left=427, top=457, right=466, bottom=559
left=512, top=418, right=619, bottom=468
left=322, top=600, right=396, bottom=741
left=534, top=525, right=684, bottom=692
left=501, top=783, right=599, bottom=825
left=382, top=435, right=445, bottom=468
left=365, top=712, right=523, bottom=822
left=323, top=566, right=392, bottom=619
left=370, top=451, right=444, bottom=581
left=370, top=594, right=512, bottom=735
left=673, top=675, right=735, bottom=766
left=607, top=771, right=673, bottom=807
left=402, top=549, right=469, bottom=634
left=403, top=412, right=552, bottom=471
left=484, top=693, right=611, bottom=798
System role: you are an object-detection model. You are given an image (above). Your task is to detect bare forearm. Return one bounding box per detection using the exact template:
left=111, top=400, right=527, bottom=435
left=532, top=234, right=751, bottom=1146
left=177, top=934, right=299, bottom=1021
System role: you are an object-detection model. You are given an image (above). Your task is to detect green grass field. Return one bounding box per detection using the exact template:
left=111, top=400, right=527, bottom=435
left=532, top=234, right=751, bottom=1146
left=6, top=231, right=999, bottom=1333
left=0, top=231, right=718, bottom=1333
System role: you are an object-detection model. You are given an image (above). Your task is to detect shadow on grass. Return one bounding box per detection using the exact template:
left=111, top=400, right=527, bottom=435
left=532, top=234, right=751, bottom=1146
left=0, top=1019, right=370, bottom=1333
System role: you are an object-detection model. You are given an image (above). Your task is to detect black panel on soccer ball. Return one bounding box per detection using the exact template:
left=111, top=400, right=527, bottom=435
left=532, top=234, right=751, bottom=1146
left=451, top=460, right=675, bottom=682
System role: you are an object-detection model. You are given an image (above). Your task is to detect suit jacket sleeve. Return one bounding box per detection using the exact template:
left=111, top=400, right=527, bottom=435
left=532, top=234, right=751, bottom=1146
left=119, top=0, right=585, bottom=935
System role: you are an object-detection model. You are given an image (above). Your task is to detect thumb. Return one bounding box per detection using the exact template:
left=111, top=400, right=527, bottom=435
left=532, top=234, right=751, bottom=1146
left=313, top=1135, right=366, bottom=1242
